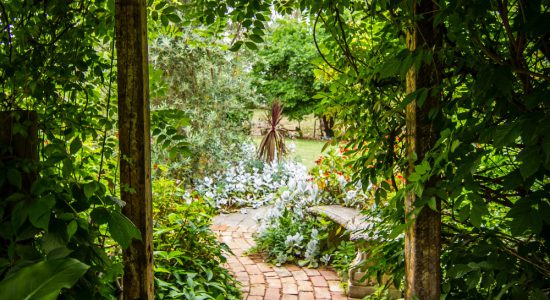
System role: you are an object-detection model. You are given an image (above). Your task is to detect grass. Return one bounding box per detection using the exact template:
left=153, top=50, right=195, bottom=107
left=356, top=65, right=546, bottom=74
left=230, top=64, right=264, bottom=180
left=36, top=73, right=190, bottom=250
left=252, top=137, right=329, bottom=170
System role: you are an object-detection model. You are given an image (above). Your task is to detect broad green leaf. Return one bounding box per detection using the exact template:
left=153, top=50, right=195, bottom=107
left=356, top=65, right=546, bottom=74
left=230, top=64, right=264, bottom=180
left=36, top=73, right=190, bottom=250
left=29, top=195, right=56, bottom=230
left=0, top=258, right=89, bottom=300
left=519, top=147, right=541, bottom=179
left=108, top=211, right=142, bottom=249
left=69, top=137, right=82, bottom=155
left=244, top=41, right=258, bottom=50
left=7, top=168, right=22, bottom=190
left=67, top=220, right=78, bottom=239
left=83, top=182, right=97, bottom=199
left=228, top=41, right=243, bottom=52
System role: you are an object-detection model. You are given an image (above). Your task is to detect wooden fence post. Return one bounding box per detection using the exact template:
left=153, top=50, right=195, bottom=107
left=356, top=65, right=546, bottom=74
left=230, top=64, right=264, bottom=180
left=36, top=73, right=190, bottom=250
left=404, top=0, right=442, bottom=299
left=114, top=0, right=154, bottom=298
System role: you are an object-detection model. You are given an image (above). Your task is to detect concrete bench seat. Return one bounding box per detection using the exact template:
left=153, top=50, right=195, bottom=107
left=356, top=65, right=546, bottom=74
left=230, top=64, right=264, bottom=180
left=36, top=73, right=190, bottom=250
left=307, top=205, right=400, bottom=299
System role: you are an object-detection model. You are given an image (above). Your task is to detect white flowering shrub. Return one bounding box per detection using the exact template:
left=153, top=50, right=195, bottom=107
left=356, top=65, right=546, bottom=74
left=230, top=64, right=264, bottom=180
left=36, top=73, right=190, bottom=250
left=196, top=142, right=317, bottom=210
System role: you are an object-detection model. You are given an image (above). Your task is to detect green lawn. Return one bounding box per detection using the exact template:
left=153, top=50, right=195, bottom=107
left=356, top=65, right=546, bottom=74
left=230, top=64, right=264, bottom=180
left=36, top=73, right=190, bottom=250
left=252, top=137, right=328, bottom=169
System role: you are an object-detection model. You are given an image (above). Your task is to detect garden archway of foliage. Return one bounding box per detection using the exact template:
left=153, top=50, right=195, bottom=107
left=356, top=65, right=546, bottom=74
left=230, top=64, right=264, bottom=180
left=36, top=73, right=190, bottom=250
left=0, top=0, right=242, bottom=299
left=186, top=0, right=550, bottom=298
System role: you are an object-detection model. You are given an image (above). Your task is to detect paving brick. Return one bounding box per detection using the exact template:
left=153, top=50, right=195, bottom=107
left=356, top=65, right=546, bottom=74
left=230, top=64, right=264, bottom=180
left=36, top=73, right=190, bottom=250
left=330, top=291, right=349, bottom=300
left=258, top=262, right=273, bottom=272
left=291, top=270, right=309, bottom=281
left=249, top=284, right=266, bottom=296
left=247, top=296, right=263, bottom=300
left=328, top=280, right=345, bottom=292
left=319, top=269, right=340, bottom=281
left=250, top=274, right=265, bottom=284
left=297, top=280, right=313, bottom=292
left=281, top=276, right=296, bottom=284
left=267, top=278, right=282, bottom=288
left=273, top=267, right=292, bottom=277
left=281, top=295, right=298, bottom=300
left=239, top=256, right=255, bottom=265
left=313, top=287, right=331, bottom=299
left=264, top=271, right=278, bottom=277
left=285, top=264, right=302, bottom=271
left=264, top=287, right=282, bottom=300
left=310, top=276, right=328, bottom=287
left=298, top=291, right=315, bottom=300
left=303, top=268, right=321, bottom=276
left=282, top=283, right=298, bottom=295
left=245, top=264, right=262, bottom=275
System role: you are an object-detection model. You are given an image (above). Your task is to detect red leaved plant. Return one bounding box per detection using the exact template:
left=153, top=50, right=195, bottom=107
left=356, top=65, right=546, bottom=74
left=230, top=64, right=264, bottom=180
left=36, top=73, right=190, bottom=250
left=258, top=101, right=287, bottom=162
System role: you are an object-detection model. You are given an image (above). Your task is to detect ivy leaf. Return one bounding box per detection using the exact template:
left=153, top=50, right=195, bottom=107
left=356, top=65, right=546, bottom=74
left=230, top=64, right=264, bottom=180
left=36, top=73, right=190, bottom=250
left=108, top=211, right=142, bottom=249
left=0, top=258, right=89, bottom=300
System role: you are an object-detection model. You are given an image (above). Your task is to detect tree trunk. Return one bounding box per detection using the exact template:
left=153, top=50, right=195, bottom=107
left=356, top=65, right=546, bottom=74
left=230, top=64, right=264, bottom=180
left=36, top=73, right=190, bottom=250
left=404, top=0, right=442, bottom=299
left=115, top=0, right=154, bottom=299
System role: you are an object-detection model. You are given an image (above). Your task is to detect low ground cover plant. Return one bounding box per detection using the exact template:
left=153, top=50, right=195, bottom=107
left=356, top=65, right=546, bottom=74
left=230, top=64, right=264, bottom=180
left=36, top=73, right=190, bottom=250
left=152, top=178, right=241, bottom=299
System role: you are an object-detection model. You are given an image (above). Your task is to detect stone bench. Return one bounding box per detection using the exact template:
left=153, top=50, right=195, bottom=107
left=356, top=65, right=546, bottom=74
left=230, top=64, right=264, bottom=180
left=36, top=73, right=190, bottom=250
left=307, top=205, right=400, bottom=299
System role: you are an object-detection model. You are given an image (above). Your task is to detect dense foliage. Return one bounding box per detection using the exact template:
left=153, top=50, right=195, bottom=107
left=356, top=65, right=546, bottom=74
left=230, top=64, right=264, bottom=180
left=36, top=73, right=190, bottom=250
left=152, top=179, right=241, bottom=299
left=0, top=0, right=243, bottom=298
left=189, top=0, right=550, bottom=298
left=251, top=18, right=320, bottom=119
left=149, top=27, right=258, bottom=183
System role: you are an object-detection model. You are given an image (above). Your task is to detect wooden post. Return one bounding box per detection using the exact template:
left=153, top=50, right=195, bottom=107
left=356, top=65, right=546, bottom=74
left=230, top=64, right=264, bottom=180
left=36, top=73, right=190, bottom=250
left=114, top=0, right=154, bottom=299
left=404, top=0, right=442, bottom=299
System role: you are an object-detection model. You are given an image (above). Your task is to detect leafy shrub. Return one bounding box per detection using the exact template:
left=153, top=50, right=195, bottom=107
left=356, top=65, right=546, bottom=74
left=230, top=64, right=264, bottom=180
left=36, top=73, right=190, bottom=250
left=196, top=143, right=314, bottom=210
left=311, top=148, right=371, bottom=208
left=152, top=178, right=240, bottom=299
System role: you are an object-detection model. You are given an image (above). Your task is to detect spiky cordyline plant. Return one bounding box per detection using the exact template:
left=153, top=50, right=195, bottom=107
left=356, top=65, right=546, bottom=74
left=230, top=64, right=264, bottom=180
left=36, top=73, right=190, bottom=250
left=258, top=101, right=287, bottom=163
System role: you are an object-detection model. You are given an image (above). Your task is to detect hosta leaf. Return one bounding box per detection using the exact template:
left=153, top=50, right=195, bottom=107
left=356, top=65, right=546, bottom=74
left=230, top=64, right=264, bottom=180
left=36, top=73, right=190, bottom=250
left=0, top=258, right=89, bottom=300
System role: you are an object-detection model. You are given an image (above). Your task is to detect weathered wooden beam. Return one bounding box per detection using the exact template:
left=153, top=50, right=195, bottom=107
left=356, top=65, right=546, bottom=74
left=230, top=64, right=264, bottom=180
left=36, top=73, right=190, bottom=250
left=404, top=0, right=442, bottom=299
left=114, top=0, right=154, bottom=299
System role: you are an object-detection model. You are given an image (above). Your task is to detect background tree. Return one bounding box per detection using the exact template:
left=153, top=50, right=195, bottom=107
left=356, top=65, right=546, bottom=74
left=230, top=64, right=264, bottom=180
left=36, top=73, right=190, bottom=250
left=251, top=18, right=319, bottom=119
left=149, top=26, right=260, bottom=183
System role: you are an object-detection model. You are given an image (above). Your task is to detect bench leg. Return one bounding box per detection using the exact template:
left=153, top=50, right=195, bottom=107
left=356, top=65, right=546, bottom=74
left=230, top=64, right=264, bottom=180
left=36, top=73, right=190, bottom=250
left=347, top=250, right=401, bottom=299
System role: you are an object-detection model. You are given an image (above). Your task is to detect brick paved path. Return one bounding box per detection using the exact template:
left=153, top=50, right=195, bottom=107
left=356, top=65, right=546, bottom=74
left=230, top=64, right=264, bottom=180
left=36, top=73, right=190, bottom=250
left=212, top=207, right=351, bottom=300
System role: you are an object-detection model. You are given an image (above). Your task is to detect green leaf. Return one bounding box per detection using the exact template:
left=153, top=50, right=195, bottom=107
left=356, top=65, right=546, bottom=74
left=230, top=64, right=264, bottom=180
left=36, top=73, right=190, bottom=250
left=67, top=220, right=78, bottom=239
left=249, top=34, right=264, bottom=43
left=245, top=41, right=258, bottom=50
left=69, top=137, right=82, bottom=155
left=7, top=168, right=22, bottom=189
left=470, top=200, right=487, bottom=228
left=29, top=195, right=56, bottom=230
left=228, top=41, right=243, bottom=52
left=519, top=147, right=541, bottom=179
left=91, top=207, right=110, bottom=225
left=83, top=182, right=97, bottom=199
left=427, top=197, right=437, bottom=211
left=0, top=258, right=89, bottom=300
left=493, top=123, right=520, bottom=148
left=108, top=211, right=142, bottom=249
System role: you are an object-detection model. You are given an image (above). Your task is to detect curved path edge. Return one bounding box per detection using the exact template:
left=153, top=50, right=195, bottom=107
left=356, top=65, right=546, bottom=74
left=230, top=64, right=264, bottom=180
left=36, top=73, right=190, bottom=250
left=212, top=207, right=352, bottom=300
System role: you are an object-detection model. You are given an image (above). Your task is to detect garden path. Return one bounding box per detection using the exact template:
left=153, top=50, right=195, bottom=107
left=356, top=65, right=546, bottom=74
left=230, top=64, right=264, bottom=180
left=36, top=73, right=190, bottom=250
left=212, top=207, right=352, bottom=300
